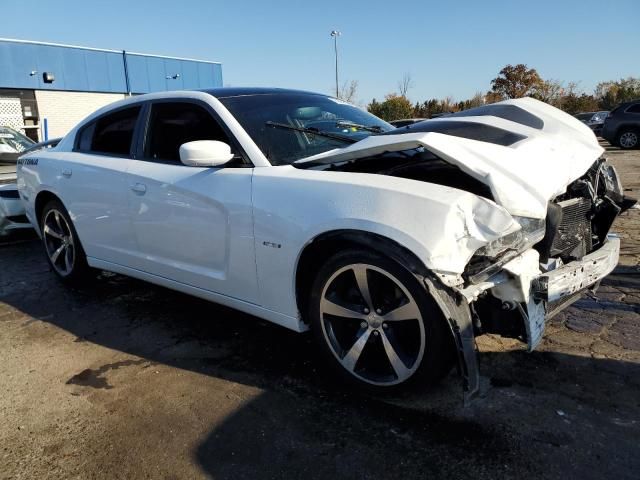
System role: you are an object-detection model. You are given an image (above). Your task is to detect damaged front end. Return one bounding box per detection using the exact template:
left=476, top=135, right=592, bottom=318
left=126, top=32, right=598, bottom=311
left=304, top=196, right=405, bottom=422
left=462, top=157, right=633, bottom=350
left=445, top=157, right=633, bottom=403
left=296, top=97, right=634, bottom=403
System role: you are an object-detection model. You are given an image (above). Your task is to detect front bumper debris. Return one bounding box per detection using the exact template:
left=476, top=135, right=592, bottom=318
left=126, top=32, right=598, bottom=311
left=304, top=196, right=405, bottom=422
left=533, top=236, right=620, bottom=302
left=448, top=237, right=621, bottom=397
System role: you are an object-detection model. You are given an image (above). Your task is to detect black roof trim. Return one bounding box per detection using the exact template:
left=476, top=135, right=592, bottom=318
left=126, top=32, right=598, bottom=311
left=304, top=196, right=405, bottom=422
left=202, top=87, right=326, bottom=99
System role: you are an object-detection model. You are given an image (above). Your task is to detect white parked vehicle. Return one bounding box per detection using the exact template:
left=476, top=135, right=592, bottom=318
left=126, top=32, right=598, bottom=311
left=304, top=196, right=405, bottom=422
left=1, top=126, right=37, bottom=236
left=16, top=89, right=631, bottom=400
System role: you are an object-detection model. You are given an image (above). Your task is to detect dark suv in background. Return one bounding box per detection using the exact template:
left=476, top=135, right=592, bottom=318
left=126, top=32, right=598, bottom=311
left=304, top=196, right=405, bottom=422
left=602, top=100, right=640, bottom=149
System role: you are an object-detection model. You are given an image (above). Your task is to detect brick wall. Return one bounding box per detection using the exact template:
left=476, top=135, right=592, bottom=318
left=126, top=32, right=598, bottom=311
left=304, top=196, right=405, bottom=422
left=34, top=91, right=126, bottom=139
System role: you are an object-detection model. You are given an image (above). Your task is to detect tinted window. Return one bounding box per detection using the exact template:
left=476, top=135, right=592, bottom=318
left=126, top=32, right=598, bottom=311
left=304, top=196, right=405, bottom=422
left=81, top=107, right=141, bottom=155
left=145, top=102, right=231, bottom=162
left=77, top=123, right=95, bottom=151
left=574, top=113, right=594, bottom=121
left=626, top=104, right=640, bottom=114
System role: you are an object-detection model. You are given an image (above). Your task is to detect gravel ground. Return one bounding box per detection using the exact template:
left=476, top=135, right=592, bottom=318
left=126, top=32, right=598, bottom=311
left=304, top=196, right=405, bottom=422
left=1, top=143, right=638, bottom=480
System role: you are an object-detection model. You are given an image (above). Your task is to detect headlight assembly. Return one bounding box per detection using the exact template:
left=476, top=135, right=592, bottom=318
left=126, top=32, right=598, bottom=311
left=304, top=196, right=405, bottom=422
left=475, top=216, right=546, bottom=258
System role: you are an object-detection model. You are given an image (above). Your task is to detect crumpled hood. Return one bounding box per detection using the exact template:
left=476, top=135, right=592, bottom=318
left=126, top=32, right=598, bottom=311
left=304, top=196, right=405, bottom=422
left=297, top=98, right=604, bottom=218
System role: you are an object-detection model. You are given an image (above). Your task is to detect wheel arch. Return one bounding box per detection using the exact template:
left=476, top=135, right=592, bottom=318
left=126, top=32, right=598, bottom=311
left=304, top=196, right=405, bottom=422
left=294, top=229, right=430, bottom=321
left=294, top=228, right=481, bottom=402
left=34, top=190, right=65, bottom=229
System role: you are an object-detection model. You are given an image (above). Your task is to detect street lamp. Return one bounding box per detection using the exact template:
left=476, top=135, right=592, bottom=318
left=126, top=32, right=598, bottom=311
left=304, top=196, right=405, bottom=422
left=330, top=30, right=341, bottom=97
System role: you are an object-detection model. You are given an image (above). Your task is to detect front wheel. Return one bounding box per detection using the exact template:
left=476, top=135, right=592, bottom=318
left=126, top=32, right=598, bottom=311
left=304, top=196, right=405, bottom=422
left=40, top=199, right=92, bottom=284
left=308, top=249, right=454, bottom=391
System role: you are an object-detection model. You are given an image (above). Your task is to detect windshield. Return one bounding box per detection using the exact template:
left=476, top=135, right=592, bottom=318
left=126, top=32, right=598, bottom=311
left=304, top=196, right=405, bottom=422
left=0, top=126, right=34, bottom=154
left=218, top=93, right=393, bottom=165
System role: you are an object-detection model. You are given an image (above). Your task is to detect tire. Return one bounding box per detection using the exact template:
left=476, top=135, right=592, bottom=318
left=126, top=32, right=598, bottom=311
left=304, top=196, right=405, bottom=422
left=40, top=199, right=92, bottom=284
left=307, top=249, right=455, bottom=392
left=616, top=129, right=639, bottom=150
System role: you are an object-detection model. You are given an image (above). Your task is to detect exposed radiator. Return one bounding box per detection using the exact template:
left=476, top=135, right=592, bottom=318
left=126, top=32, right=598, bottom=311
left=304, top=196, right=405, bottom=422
left=550, top=197, right=592, bottom=259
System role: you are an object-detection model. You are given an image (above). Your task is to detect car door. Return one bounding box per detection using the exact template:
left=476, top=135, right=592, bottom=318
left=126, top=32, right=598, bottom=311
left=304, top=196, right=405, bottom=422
left=60, top=105, right=141, bottom=266
left=125, top=99, right=258, bottom=303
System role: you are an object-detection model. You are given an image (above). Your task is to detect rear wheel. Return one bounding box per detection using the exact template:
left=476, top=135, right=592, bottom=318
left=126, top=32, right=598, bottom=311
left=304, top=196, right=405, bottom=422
left=308, top=249, right=454, bottom=391
left=40, top=200, right=92, bottom=284
left=617, top=129, right=639, bottom=149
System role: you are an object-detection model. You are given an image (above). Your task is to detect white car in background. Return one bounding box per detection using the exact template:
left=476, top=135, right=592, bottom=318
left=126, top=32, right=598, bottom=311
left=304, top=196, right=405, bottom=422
left=0, top=126, right=36, bottom=236
left=16, top=89, right=632, bottom=400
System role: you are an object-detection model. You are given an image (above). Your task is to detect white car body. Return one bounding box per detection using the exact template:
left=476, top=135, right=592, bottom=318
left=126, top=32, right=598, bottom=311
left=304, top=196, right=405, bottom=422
left=16, top=90, right=626, bottom=398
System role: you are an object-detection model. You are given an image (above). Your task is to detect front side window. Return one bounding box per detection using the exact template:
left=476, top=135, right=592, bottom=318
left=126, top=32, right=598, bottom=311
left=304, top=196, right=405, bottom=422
left=145, top=102, right=231, bottom=162
left=77, top=106, right=141, bottom=155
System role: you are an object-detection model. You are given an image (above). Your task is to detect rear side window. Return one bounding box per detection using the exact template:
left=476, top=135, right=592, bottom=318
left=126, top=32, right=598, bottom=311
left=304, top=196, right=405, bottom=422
left=145, top=102, right=231, bottom=162
left=77, top=106, right=141, bottom=156
left=626, top=104, right=640, bottom=114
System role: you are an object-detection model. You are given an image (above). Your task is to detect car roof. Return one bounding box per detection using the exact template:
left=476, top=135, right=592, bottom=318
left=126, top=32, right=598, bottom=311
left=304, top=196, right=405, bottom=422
left=618, top=99, right=640, bottom=107
left=202, top=87, right=326, bottom=98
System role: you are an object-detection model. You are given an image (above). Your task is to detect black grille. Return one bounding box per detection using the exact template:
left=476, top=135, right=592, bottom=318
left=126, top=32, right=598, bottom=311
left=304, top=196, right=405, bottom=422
left=550, top=197, right=592, bottom=259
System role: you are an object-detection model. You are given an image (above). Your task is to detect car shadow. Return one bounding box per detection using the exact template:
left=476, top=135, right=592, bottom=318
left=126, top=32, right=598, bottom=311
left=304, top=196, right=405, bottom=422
left=1, top=238, right=639, bottom=479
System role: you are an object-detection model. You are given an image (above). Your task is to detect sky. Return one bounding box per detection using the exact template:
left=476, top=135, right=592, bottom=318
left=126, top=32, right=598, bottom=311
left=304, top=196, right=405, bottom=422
left=2, top=0, right=638, bottom=104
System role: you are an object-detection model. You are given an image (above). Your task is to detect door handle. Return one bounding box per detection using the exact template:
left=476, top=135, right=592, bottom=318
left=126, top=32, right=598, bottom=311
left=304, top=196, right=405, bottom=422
left=62, top=169, right=72, bottom=178
left=130, top=183, right=147, bottom=194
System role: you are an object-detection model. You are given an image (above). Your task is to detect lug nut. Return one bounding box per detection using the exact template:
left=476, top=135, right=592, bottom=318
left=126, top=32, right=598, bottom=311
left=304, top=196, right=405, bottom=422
left=373, top=330, right=380, bottom=336
left=363, top=308, right=370, bottom=314
left=376, top=309, right=382, bottom=314
left=382, top=323, right=388, bottom=329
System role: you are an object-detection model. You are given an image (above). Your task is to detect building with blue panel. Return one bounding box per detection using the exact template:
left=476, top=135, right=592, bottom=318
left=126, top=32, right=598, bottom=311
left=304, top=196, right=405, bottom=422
left=0, top=38, right=222, bottom=140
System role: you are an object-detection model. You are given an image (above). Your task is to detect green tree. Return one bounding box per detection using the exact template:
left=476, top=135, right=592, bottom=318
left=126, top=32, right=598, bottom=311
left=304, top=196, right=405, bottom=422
left=491, top=64, right=543, bottom=99
left=562, top=93, right=599, bottom=114
left=595, top=77, right=640, bottom=110
left=484, top=91, right=505, bottom=104
left=367, top=94, right=414, bottom=121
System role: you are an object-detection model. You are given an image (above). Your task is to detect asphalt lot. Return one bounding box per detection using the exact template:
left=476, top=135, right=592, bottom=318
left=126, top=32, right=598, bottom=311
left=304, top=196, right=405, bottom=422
left=1, top=142, right=639, bottom=480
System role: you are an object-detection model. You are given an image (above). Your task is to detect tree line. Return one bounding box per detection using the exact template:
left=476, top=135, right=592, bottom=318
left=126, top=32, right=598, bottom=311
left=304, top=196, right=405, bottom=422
left=355, top=65, right=640, bottom=121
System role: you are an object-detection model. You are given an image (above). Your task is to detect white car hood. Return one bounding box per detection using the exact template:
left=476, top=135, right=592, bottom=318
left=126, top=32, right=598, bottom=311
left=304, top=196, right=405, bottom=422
left=297, top=98, right=604, bottom=218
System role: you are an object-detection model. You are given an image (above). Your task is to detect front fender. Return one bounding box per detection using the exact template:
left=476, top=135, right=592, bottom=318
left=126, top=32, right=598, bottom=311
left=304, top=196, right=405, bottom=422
left=252, top=166, right=518, bottom=320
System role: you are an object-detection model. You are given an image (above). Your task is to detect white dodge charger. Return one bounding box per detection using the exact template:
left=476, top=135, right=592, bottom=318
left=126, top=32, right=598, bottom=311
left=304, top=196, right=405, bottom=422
left=16, top=88, right=632, bottom=400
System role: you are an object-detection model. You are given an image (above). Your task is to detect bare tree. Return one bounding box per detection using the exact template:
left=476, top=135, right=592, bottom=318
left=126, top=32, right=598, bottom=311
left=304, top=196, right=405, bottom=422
left=337, top=80, right=359, bottom=103
left=467, top=91, right=485, bottom=108
left=440, top=95, right=456, bottom=112
left=533, top=79, right=565, bottom=107
left=398, top=73, right=414, bottom=98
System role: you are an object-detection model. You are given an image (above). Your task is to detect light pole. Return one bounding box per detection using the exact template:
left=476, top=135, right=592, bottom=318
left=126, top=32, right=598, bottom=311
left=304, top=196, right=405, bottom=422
left=330, top=30, right=341, bottom=97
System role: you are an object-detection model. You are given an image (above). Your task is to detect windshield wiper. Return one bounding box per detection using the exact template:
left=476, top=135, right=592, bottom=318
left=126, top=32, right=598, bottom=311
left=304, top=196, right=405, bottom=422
left=335, top=121, right=384, bottom=133
left=265, top=121, right=357, bottom=144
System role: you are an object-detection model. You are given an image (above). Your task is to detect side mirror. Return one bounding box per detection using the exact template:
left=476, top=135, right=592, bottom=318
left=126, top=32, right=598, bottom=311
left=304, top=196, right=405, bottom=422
left=179, top=140, right=234, bottom=167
